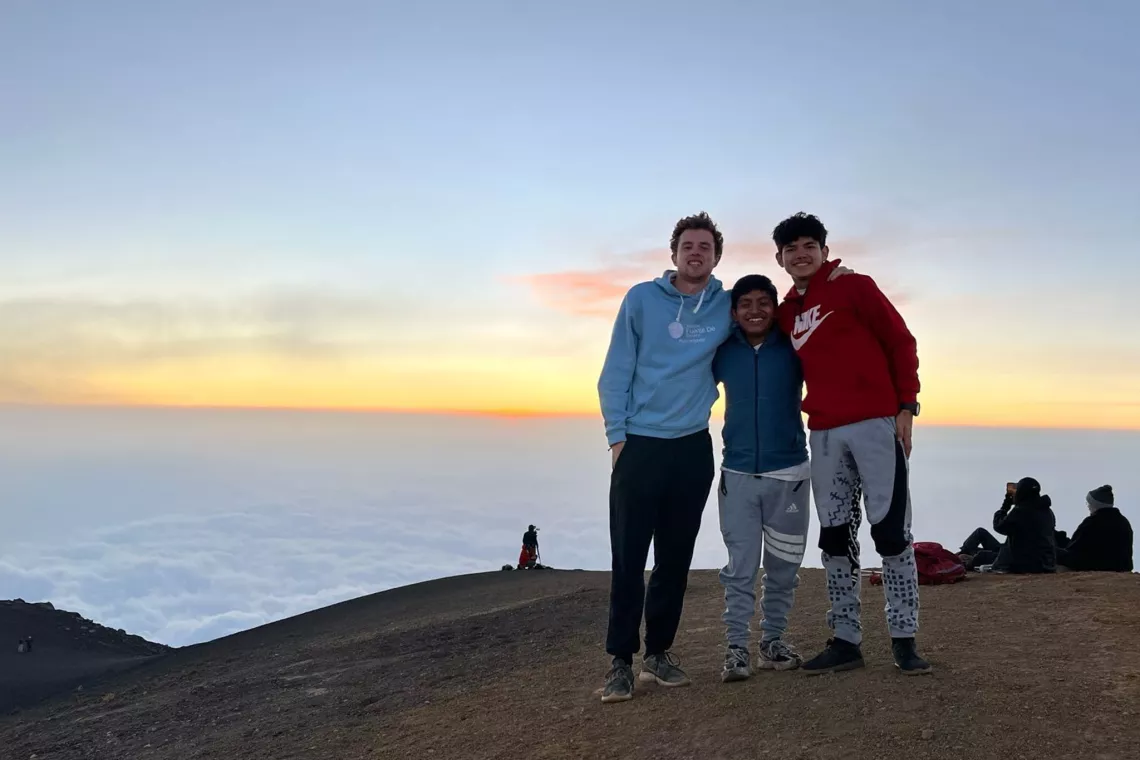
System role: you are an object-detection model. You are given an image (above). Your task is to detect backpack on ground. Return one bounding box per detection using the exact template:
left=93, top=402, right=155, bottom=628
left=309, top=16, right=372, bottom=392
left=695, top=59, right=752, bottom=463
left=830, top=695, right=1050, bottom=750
left=913, top=541, right=967, bottom=584
left=867, top=541, right=966, bottom=586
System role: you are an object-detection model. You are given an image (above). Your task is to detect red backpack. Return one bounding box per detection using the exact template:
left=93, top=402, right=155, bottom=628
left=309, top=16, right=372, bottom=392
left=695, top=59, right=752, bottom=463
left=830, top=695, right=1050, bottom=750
left=868, top=541, right=967, bottom=586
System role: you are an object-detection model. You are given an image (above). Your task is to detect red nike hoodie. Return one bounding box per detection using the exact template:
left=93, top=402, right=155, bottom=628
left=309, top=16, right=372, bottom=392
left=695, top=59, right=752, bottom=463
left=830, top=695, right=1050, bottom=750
left=776, top=258, right=920, bottom=431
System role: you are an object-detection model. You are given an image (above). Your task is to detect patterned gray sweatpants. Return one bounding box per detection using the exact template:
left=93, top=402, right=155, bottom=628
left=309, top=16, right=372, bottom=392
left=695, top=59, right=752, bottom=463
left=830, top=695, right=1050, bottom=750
left=809, top=417, right=919, bottom=645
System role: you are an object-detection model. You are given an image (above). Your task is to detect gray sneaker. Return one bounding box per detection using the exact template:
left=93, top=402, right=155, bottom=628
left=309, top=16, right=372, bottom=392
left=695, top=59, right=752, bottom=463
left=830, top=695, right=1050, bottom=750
left=721, top=645, right=751, bottom=683
left=758, top=638, right=803, bottom=671
left=601, top=658, right=634, bottom=703
left=639, top=651, right=691, bottom=687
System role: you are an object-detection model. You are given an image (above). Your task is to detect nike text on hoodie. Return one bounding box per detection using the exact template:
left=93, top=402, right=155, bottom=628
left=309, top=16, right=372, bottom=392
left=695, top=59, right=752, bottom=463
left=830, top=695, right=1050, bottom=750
left=776, top=258, right=920, bottom=431
left=598, top=271, right=732, bottom=446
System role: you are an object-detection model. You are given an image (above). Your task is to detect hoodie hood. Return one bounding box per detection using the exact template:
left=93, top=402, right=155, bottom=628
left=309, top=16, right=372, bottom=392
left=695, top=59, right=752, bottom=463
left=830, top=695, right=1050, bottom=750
left=1020, top=494, right=1053, bottom=510
left=782, top=258, right=843, bottom=300
left=1014, top=476, right=1042, bottom=505
left=653, top=271, right=724, bottom=326
left=655, top=270, right=724, bottom=303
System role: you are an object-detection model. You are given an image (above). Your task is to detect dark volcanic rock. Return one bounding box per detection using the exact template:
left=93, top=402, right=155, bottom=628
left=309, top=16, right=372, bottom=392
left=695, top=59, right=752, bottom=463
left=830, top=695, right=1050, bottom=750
left=0, top=599, right=170, bottom=713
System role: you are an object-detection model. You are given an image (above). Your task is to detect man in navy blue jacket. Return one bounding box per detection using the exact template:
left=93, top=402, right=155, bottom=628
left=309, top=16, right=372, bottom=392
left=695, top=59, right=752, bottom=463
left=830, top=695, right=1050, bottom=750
left=713, top=274, right=811, bottom=682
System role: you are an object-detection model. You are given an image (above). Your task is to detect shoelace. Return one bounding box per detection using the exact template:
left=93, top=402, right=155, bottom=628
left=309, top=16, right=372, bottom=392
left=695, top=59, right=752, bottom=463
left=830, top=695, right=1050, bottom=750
left=765, top=640, right=796, bottom=659
left=726, top=648, right=749, bottom=667
left=657, top=651, right=682, bottom=669
left=606, top=662, right=632, bottom=682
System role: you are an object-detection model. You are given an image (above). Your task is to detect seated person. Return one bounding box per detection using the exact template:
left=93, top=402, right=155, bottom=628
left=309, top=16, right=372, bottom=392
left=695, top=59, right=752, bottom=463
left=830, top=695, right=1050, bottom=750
left=1057, top=485, right=1133, bottom=572
left=959, top=478, right=1056, bottom=573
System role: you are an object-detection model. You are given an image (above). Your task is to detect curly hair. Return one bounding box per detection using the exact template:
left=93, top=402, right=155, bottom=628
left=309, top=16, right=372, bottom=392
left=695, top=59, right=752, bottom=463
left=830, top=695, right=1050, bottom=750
left=670, top=211, right=724, bottom=260
left=772, top=212, right=828, bottom=250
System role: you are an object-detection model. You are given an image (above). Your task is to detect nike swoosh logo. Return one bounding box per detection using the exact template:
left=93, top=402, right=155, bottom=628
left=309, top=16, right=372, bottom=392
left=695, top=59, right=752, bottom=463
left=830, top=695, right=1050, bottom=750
left=789, top=310, right=833, bottom=351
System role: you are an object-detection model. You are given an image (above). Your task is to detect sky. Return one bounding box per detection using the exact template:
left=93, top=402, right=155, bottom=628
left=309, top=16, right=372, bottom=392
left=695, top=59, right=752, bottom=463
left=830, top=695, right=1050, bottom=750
left=3, top=1, right=1140, bottom=428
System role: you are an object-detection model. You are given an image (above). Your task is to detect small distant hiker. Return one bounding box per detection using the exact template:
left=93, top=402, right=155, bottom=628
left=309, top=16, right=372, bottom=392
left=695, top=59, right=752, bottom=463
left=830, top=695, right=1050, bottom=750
left=714, top=274, right=810, bottom=682
left=25, top=636, right=33, bottom=653
left=1057, top=485, right=1134, bottom=572
left=17, top=639, right=26, bottom=653
left=962, top=478, right=1056, bottom=574
left=519, top=525, right=540, bottom=569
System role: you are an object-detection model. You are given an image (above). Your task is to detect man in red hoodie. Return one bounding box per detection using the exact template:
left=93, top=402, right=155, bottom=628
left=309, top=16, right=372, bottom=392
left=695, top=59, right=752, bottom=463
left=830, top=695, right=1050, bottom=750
left=772, top=212, right=931, bottom=676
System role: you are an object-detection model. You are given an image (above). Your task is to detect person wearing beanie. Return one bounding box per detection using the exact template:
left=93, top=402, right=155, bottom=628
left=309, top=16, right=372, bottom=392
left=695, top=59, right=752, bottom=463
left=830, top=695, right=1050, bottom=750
left=988, top=477, right=1058, bottom=574
left=1057, top=485, right=1134, bottom=572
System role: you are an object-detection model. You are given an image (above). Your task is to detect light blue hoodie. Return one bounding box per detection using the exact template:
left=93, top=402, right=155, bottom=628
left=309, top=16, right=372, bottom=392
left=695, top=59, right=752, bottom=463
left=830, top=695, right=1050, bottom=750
left=598, top=271, right=732, bottom=446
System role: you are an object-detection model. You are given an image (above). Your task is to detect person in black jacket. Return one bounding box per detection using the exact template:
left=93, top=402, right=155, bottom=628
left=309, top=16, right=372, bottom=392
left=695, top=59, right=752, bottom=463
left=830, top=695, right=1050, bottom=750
left=992, top=477, right=1056, bottom=573
left=960, top=478, right=1057, bottom=573
left=1057, top=485, right=1134, bottom=572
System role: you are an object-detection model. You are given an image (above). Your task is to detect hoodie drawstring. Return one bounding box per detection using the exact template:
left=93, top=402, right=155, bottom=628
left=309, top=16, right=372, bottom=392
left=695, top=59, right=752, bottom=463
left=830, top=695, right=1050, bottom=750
left=674, top=288, right=707, bottom=323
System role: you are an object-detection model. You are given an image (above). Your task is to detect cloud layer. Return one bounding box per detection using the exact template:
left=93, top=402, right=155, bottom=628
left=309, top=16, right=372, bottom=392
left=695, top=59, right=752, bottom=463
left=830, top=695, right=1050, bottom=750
left=3, top=407, right=1136, bottom=647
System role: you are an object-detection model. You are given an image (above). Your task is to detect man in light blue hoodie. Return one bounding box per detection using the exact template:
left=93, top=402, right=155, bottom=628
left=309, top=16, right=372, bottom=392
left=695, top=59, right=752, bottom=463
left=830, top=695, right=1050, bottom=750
left=597, top=211, right=730, bottom=703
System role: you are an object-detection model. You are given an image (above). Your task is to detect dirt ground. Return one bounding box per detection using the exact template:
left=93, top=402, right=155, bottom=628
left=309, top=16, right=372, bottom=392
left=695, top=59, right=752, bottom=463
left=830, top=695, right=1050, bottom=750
left=2, top=568, right=1139, bottom=760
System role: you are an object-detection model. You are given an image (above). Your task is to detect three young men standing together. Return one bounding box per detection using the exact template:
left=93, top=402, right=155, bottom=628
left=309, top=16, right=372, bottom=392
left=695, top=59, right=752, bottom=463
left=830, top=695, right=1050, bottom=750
left=597, top=211, right=929, bottom=703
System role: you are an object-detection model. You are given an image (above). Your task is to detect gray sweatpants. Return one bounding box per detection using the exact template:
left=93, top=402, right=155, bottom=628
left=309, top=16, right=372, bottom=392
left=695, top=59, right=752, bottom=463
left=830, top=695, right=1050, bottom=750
left=809, top=417, right=919, bottom=645
left=717, top=470, right=811, bottom=648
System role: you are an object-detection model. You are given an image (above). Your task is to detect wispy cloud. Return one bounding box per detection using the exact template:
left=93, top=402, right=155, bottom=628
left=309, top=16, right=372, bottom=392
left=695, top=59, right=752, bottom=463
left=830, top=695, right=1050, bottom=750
left=0, top=290, right=401, bottom=403
left=513, top=234, right=894, bottom=318
left=510, top=248, right=660, bottom=318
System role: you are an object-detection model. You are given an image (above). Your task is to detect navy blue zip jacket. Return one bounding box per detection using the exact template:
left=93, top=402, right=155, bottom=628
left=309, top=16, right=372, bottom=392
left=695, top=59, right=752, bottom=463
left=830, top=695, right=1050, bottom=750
left=712, top=327, right=808, bottom=475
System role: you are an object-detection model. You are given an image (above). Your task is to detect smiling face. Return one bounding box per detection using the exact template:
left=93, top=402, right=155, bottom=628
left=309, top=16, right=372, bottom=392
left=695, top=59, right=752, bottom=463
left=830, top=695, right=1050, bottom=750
left=732, top=289, right=776, bottom=344
left=775, top=236, right=829, bottom=285
left=672, top=228, right=718, bottom=283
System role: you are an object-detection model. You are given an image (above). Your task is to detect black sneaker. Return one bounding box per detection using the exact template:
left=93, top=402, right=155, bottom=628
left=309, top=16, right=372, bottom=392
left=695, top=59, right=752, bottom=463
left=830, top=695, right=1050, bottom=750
left=639, top=651, right=691, bottom=687
left=892, top=638, right=933, bottom=675
left=601, top=658, right=634, bottom=703
left=802, top=638, right=865, bottom=675
left=721, top=645, right=751, bottom=683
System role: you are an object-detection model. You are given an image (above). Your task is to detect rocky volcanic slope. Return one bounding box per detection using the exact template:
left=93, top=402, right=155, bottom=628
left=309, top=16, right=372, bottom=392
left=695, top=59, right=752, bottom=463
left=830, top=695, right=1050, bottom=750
left=1, top=599, right=170, bottom=714
left=1, top=569, right=1139, bottom=759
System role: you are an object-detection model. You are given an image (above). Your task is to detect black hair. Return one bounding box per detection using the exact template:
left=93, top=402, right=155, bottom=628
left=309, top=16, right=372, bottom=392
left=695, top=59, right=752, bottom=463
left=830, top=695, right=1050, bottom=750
left=772, top=212, right=828, bottom=250
left=731, top=274, right=779, bottom=310
left=670, top=211, right=724, bottom=260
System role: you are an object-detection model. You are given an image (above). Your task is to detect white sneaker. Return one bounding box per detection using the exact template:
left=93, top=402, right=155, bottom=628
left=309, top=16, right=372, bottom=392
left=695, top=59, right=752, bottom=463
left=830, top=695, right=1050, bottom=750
left=758, top=638, right=803, bottom=670
left=721, top=645, right=751, bottom=682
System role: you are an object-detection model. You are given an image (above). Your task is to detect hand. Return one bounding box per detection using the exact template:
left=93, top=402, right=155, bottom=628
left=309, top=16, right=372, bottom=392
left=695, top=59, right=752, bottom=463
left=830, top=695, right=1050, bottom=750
left=610, top=441, right=625, bottom=469
left=827, top=265, right=856, bottom=280
left=895, top=410, right=913, bottom=458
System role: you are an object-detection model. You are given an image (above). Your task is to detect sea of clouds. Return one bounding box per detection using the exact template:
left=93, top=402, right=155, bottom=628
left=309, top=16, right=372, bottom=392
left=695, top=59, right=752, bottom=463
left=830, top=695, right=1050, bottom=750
left=2, top=406, right=1136, bottom=646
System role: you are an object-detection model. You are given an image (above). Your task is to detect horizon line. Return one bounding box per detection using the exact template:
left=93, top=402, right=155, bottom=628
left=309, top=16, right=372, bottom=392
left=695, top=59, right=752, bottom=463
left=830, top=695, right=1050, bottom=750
left=3, top=401, right=1140, bottom=434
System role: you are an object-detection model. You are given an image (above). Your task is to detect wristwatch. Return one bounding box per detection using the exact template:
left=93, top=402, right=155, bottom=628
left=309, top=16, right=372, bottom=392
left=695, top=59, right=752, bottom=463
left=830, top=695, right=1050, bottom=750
left=900, top=402, right=920, bottom=417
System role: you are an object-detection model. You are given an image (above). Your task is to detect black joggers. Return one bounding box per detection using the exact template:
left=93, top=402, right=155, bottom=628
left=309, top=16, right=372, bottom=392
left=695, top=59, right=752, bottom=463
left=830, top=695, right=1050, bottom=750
left=605, top=430, right=715, bottom=662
